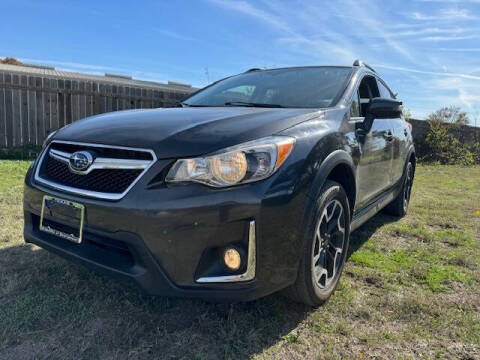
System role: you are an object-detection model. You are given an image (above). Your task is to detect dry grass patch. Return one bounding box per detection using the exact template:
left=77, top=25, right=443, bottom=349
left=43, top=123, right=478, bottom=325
left=0, top=161, right=479, bottom=359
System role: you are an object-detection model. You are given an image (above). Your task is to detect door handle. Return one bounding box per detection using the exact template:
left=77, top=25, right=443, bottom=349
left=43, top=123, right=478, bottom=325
left=384, top=131, right=394, bottom=141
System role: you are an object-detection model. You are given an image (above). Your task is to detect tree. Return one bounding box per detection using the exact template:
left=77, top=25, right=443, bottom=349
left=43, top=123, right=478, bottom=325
left=0, top=57, right=23, bottom=66
left=456, top=112, right=470, bottom=125
left=427, top=106, right=470, bottom=125
left=402, top=107, right=412, bottom=121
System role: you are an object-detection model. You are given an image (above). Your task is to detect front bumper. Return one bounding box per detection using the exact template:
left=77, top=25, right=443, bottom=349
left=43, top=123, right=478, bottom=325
left=23, top=158, right=307, bottom=301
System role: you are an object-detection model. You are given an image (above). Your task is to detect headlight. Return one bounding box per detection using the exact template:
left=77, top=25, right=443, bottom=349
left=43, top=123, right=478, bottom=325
left=42, top=130, right=58, bottom=149
left=166, top=136, right=295, bottom=187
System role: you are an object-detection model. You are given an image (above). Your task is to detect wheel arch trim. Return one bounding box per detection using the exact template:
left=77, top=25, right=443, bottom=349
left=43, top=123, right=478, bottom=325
left=306, top=149, right=356, bottom=208
left=405, top=145, right=416, bottom=174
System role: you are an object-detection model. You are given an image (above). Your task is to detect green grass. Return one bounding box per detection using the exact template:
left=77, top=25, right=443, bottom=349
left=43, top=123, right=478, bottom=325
left=0, top=161, right=479, bottom=359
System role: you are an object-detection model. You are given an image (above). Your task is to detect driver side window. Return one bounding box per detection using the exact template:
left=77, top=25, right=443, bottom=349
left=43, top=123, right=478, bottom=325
left=358, top=76, right=380, bottom=117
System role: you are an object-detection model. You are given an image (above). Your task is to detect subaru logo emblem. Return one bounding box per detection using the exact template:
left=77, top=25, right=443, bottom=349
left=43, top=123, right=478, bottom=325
left=69, top=151, right=94, bottom=172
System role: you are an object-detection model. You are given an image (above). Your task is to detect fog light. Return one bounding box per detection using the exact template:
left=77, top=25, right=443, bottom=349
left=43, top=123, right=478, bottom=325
left=223, top=247, right=242, bottom=271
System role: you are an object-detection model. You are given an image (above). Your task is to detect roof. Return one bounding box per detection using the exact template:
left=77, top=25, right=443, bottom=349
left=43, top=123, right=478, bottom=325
left=243, top=65, right=352, bottom=73
left=0, top=63, right=195, bottom=92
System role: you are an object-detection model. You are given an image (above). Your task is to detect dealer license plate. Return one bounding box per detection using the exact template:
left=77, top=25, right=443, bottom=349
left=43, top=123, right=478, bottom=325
left=40, top=196, right=85, bottom=244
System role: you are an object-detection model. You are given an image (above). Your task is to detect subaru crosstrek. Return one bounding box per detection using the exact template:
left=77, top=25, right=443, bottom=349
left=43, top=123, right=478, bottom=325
left=24, top=60, right=415, bottom=306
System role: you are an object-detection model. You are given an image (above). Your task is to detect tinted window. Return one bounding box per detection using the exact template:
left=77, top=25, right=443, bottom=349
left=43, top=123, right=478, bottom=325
left=184, top=67, right=352, bottom=108
left=358, top=76, right=380, bottom=117
left=377, top=80, right=393, bottom=99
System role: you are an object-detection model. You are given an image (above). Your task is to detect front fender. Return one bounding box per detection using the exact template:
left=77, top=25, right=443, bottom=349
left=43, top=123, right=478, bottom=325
left=306, top=149, right=355, bottom=201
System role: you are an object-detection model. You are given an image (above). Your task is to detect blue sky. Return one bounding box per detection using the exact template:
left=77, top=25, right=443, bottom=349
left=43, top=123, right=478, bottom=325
left=1, top=0, right=480, bottom=122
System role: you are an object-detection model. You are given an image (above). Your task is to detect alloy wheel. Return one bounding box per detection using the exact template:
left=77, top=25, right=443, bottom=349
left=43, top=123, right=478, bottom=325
left=311, top=199, right=346, bottom=290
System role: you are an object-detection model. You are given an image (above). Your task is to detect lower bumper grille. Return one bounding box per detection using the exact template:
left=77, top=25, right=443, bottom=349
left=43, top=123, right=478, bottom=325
left=30, top=213, right=136, bottom=270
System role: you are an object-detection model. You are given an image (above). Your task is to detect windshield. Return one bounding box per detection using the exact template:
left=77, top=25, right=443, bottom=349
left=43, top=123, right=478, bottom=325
left=184, top=67, right=352, bottom=108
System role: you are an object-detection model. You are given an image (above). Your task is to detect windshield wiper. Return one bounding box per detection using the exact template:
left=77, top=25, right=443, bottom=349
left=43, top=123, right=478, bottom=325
left=178, top=101, right=284, bottom=108
left=177, top=102, right=215, bottom=107
left=224, top=101, right=284, bottom=108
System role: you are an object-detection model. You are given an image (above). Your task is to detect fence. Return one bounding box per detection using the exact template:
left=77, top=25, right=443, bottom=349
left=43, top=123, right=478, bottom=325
left=0, top=63, right=196, bottom=150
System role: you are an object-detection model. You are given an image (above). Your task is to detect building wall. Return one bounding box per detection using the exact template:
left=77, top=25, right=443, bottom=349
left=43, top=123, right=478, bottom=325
left=409, top=118, right=480, bottom=144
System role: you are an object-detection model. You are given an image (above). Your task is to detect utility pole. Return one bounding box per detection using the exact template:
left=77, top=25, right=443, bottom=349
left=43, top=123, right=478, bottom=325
left=204, top=66, right=210, bottom=84
left=472, top=106, right=479, bottom=142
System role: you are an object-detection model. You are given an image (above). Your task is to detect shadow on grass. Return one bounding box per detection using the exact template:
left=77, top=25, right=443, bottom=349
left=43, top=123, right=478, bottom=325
left=348, top=212, right=399, bottom=259
left=0, top=214, right=395, bottom=359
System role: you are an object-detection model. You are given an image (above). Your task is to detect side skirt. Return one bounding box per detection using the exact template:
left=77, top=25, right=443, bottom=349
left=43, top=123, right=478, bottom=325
left=350, top=180, right=403, bottom=232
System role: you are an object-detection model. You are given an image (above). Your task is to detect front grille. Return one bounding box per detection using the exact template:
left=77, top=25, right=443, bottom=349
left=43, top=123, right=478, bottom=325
left=35, top=141, right=155, bottom=199
left=50, top=142, right=153, bottom=161
left=45, top=155, right=142, bottom=193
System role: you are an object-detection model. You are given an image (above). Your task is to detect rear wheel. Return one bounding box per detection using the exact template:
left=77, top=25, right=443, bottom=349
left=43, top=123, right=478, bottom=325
left=383, top=161, right=414, bottom=217
left=283, top=181, right=350, bottom=306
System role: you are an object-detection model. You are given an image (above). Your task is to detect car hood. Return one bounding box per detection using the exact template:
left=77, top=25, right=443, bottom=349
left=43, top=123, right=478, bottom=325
left=54, top=107, right=319, bottom=158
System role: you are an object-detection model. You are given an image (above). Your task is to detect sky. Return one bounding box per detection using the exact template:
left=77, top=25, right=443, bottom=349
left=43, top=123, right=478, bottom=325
left=1, top=0, right=480, bottom=123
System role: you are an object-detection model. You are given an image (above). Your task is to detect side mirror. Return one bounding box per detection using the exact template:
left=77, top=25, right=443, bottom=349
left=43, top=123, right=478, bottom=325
left=357, top=98, right=402, bottom=138
left=367, top=97, right=402, bottom=119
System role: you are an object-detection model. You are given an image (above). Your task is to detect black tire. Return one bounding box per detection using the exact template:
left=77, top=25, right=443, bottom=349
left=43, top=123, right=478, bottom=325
left=383, top=161, right=414, bottom=217
left=283, top=180, right=350, bottom=306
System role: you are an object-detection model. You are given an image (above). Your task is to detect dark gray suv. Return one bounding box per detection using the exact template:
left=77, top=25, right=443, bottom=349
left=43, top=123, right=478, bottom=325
left=24, top=60, right=415, bottom=306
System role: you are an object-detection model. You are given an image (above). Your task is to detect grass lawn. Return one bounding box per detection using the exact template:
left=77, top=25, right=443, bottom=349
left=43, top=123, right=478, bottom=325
left=0, top=161, right=479, bottom=359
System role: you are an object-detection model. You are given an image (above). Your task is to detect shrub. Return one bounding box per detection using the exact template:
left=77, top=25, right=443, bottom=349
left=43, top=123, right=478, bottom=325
left=471, top=142, right=480, bottom=164
left=0, top=145, right=41, bottom=160
left=0, top=57, right=23, bottom=66
left=422, top=122, right=477, bottom=165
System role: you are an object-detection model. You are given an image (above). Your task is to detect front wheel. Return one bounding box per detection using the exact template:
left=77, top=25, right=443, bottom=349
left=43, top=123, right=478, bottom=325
left=283, top=180, right=350, bottom=306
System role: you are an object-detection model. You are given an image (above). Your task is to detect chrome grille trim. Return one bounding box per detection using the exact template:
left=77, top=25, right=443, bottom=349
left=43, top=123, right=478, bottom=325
left=49, top=148, right=151, bottom=175
left=34, top=140, right=157, bottom=201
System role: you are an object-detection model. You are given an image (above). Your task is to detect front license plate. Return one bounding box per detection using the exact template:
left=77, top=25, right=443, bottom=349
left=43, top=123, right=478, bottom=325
left=40, top=196, right=85, bottom=244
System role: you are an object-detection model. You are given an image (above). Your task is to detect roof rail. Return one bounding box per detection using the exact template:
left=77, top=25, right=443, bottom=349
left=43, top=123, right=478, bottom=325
left=352, top=59, right=376, bottom=73
left=245, top=68, right=262, bottom=73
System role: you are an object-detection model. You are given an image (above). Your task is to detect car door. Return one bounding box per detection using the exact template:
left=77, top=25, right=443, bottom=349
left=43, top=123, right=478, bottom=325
left=354, top=75, right=394, bottom=209
left=377, top=78, right=408, bottom=185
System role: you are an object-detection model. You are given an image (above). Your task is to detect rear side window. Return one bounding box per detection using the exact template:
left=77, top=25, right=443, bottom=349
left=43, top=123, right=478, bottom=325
left=377, top=80, right=393, bottom=99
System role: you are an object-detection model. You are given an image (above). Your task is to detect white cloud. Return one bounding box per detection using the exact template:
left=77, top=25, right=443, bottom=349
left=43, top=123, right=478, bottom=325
left=419, top=34, right=478, bottom=41
left=205, top=0, right=480, bottom=119
left=459, top=88, right=480, bottom=107
left=416, top=0, right=480, bottom=2
left=431, top=47, right=480, bottom=51
left=209, top=0, right=416, bottom=61
left=375, top=63, right=480, bottom=81
left=385, top=26, right=473, bottom=39
left=153, top=29, right=198, bottom=42
left=411, top=8, right=478, bottom=20
left=334, top=0, right=414, bottom=60
left=208, top=0, right=293, bottom=33
left=277, top=36, right=357, bottom=62
left=426, top=77, right=480, bottom=111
